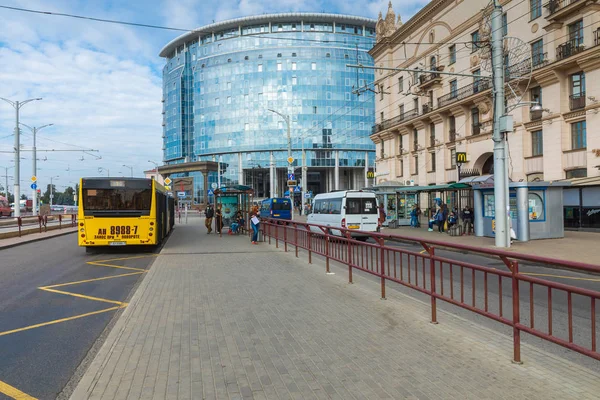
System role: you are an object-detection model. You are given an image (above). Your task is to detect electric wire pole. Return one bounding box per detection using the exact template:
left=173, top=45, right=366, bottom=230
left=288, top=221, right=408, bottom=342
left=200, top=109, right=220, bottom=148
left=491, top=0, right=510, bottom=247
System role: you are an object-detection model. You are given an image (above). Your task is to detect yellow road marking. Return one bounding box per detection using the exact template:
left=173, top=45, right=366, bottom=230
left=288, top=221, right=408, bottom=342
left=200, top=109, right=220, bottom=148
left=0, top=307, right=120, bottom=338
left=87, top=261, right=146, bottom=272
left=0, top=379, right=38, bottom=399
left=42, top=271, right=145, bottom=288
left=522, top=272, right=600, bottom=282
left=92, top=254, right=158, bottom=263
left=38, top=287, right=127, bottom=307
left=0, top=255, right=149, bottom=338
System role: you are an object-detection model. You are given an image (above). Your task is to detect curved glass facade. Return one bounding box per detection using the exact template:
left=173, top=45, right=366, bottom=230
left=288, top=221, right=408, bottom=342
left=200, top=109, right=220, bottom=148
left=161, top=13, right=376, bottom=204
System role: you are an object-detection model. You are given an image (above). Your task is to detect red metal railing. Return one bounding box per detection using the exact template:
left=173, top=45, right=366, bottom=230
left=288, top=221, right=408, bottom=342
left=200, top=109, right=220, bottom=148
left=7, top=214, right=78, bottom=237
left=260, top=219, right=600, bottom=363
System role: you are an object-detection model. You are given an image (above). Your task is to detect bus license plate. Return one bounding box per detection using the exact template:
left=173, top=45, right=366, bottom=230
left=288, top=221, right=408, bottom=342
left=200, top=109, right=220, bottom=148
left=348, top=225, right=360, bottom=229
left=109, top=241, right=126, bottom=246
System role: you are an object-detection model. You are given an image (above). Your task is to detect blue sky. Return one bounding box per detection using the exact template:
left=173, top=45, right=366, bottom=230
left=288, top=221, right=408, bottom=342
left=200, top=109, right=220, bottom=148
left=0, top=0, right=428, bottom=194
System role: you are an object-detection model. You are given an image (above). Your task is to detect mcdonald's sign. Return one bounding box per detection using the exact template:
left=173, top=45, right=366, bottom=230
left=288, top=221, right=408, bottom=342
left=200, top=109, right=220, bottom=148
left=456, top=152, right=468, bottom=164
left=366, top=169, right=375, bottom=179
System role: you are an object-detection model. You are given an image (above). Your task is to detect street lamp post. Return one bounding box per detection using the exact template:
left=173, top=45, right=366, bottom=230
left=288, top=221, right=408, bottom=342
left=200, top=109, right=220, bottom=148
left=122, top=164, right=133, bottom=178
left=1, top=166, right=13, bottom=201
left=148, top=160, right=159, bottom=181
left=0, top=97, right=42, bottom=218
left=49, top=176, right=59, bottom=207
left=20, top=123, right=53, bottom=215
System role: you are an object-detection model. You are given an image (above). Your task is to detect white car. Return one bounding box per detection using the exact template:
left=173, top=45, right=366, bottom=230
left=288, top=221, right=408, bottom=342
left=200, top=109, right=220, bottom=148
left=306, top=190, right=380, bottom=240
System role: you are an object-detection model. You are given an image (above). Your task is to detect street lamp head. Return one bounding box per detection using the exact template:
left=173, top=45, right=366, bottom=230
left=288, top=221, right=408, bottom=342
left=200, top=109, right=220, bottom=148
left=530, top=103, right=543, bottom=112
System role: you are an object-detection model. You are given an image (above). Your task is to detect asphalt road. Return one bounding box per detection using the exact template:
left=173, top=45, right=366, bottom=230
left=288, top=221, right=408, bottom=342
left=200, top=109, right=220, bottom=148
left=0, top=234, right=157, bottom=400
left=272, top=226, right=600, bottom=371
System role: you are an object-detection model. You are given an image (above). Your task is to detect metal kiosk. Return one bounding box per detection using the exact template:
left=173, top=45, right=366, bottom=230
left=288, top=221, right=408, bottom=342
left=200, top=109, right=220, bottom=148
left=472, top=180, right=571, bottom=241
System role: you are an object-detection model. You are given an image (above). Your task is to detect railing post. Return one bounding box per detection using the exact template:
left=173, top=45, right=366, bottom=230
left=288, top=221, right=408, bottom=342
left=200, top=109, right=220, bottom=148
left=377, top=236, right=386, bottom=300
left=429, top=246, right=438, bottom=324
left=324, top=228, right=331, bottom=274
left=275, top=222, right=279, bottom=248
left=38, top=216, right=42, bottom=233
left=294, top=223, right=298, bottom=258
left=511, top=260, right=522, bottom=364
left=346, top=232, right=353, bottom=284
left=284, top=222, right=288, bottom=252
left=58, top=214, right=62, bottom=229
left=17, top=217, right=22, bottom=237
left=44, top=215, right=48, bottom=232
left=307, top=231, right=312, bottom=264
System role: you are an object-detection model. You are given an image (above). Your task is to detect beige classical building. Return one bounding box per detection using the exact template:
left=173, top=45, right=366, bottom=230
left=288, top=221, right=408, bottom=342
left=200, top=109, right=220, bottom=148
left=370, top=0, right=600, bottom=186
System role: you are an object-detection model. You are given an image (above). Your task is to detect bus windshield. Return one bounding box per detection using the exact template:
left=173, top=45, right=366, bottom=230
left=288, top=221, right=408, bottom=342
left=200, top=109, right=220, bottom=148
left=83, top=188, right=152, bottom=216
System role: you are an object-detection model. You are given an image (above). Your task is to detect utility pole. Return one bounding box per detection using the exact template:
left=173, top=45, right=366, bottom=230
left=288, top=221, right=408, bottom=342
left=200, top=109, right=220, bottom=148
left=491, top=0, right=509, bottom=247
left=1, top=166, right=13, bottom=200
left=0, top=97, right=42, bottom=218
left=50, top=176, right=59, bottom=207
left=20, top=123, right=53, bottom=215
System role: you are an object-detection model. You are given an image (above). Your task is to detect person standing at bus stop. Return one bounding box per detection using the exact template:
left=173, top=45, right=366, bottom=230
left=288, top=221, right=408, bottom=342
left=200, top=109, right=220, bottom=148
left=250, top=206, right=260, bottom=244
left=215, top=206, right=224, bottom=234
left=204, top=204, right=214, bottom=234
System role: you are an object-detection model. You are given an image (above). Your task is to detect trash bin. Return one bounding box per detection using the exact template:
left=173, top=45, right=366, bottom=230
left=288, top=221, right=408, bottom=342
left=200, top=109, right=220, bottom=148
left=388, top=220, right=398, bottom=229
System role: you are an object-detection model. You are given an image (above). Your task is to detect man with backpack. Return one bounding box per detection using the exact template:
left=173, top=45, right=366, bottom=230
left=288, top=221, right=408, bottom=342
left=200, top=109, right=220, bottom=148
left=204, top=204, right=214, bottom=234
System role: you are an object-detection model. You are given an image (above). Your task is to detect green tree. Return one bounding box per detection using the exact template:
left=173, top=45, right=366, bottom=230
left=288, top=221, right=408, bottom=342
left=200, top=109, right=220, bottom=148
left=20, top=194, right=27, bottom=200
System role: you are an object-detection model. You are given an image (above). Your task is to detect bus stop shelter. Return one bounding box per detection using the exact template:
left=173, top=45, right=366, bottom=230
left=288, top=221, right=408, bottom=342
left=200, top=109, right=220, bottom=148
left=214, top=185, right=254, bottom=231
left=393, top=183, right=473, bottom=226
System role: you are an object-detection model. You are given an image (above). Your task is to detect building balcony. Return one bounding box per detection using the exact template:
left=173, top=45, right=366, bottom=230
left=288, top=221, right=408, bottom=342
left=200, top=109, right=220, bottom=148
left=422, top=101, right=434, bottom=115
left=570, top=92, right=586, bottom=110
left=532, top=52, right=548, bottom=69
left=472, top=123, right=481, bottom=135
left=546, top=0, right=585, bottom=19
left=418, top=72, right=442, bottom=89
left=448, top=129, right=457, bottom=143
left=438, top=80, right=491, bottom=108
left=556, top=37, right=585, bottom=61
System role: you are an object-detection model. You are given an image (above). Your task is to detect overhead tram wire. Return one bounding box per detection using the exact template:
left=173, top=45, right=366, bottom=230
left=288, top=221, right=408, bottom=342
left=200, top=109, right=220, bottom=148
left=0, top=4, right=485, bottom=47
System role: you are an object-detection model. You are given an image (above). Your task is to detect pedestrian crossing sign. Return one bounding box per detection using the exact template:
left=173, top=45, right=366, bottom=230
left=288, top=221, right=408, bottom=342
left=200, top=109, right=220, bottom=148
left=208, top=189, right=214, bottom=196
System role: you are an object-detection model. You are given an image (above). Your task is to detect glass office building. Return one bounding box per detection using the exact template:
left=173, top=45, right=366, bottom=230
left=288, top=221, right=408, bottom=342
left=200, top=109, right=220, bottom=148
left=160, top=13, right=376, bottom=204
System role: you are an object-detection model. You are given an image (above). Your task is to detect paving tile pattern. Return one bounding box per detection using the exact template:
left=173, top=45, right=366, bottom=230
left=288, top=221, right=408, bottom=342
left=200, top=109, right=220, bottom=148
left=70, top=222, right=600, bottom=400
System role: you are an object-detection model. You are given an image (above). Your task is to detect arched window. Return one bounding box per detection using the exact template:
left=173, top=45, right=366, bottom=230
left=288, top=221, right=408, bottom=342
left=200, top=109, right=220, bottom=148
left=430, top=56, right=437, bottom=70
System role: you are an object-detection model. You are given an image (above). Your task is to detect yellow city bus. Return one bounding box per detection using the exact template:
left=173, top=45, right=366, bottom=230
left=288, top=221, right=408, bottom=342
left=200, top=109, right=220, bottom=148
left=77, top=177, right=174, bottom=251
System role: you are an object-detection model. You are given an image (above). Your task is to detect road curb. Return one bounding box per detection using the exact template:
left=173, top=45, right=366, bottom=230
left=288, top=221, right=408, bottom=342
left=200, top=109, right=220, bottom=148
left=0, top=229, right=77, bottom=250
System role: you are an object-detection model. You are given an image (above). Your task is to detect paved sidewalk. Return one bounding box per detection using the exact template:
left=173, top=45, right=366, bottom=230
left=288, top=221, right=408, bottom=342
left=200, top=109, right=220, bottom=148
left=0, top=226, right=77, bottom=250
left=70, top=221, right=600, bottom=400
left=293, top=215, right=600, bottom=265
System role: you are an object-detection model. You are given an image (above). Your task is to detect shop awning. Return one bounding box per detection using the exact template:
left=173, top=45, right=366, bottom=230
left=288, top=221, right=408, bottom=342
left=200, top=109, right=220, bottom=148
left=458, top=174, right=495, bottom=184
left=395, top=183, right=471, bottom=193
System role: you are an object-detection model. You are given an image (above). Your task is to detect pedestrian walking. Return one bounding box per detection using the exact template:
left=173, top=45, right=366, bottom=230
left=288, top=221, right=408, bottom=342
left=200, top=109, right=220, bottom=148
left=415, top=206, right=422, bottom=227
left=378, top=204, right=386, bottom=227
left=250, top=206, right=260, bottom=244
left=204, top=205, right=214, bottom=234
left=461, top=205, right=473, bottom=235
left=215, top=206, right=224, bottom=234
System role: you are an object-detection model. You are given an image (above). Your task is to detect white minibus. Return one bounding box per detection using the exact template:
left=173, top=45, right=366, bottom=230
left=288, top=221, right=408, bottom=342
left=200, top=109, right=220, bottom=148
left=306, top=190, right=379, bottom=240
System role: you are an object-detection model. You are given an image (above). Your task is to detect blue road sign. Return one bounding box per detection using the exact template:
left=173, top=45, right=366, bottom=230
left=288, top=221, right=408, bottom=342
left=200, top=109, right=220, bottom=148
left=287, top=173, right=295, bottom=181
left=304, top=193, right=311, bottom=198
left=207, top=189, right=214, bottom=196
left=293, top=186, right=301, bottom=193
left=30, top=183, right=37, bottom=190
